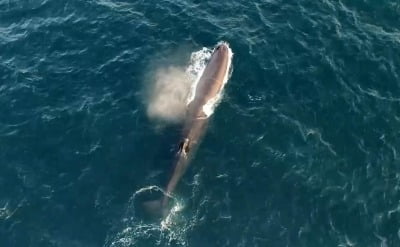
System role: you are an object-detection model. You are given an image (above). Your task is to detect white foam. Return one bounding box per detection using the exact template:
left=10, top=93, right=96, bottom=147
left=146, top=66, right=191, bottom=123
left=160, top=201, right=184, bottom=230
left=185, top=47, right=213, bottom=105
left=145, top=43, right=233, bottom=124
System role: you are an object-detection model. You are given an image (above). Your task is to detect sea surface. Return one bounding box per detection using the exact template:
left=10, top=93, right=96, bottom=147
left=1, top=0, right=400, bottom=246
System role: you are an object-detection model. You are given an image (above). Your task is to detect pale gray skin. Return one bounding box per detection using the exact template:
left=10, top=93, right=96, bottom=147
left=160, top=43, right=231, bottom=211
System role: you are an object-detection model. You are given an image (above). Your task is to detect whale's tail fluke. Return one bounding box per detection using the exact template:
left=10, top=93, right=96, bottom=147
left=142, top=196, right=171, bottom=219
left=143, top=199, right=163, bottom=218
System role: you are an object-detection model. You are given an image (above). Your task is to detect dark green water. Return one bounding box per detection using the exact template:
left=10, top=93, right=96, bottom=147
left=1, top=0, right=400, bottom=246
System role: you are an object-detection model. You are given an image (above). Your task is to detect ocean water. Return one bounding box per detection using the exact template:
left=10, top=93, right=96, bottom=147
left=1, top=0, right=400, bottom=246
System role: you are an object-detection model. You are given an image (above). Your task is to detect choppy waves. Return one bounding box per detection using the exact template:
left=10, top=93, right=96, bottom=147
left=1, top=0, right=400, bottom=246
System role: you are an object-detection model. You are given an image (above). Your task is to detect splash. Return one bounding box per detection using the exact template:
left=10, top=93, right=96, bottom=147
left=105, top=186, right=188, bottom=247
left=145, top=42, right=233, bottom=123
left=145, top=66, right=192, bottom=123
left=185, top=47, right=214, bottom=105
left=160, top=201, right=185, bottom=230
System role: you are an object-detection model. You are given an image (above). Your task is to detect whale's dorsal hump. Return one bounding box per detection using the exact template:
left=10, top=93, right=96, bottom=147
left=178, top=138, right=190, bottom=157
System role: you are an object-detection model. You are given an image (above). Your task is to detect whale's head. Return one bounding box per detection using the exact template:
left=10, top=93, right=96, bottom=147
left=209, top=42, right=233, bottom=70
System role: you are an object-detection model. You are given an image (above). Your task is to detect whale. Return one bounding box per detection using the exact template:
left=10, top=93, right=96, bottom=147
left=144, top=42, right=233, bottom=217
